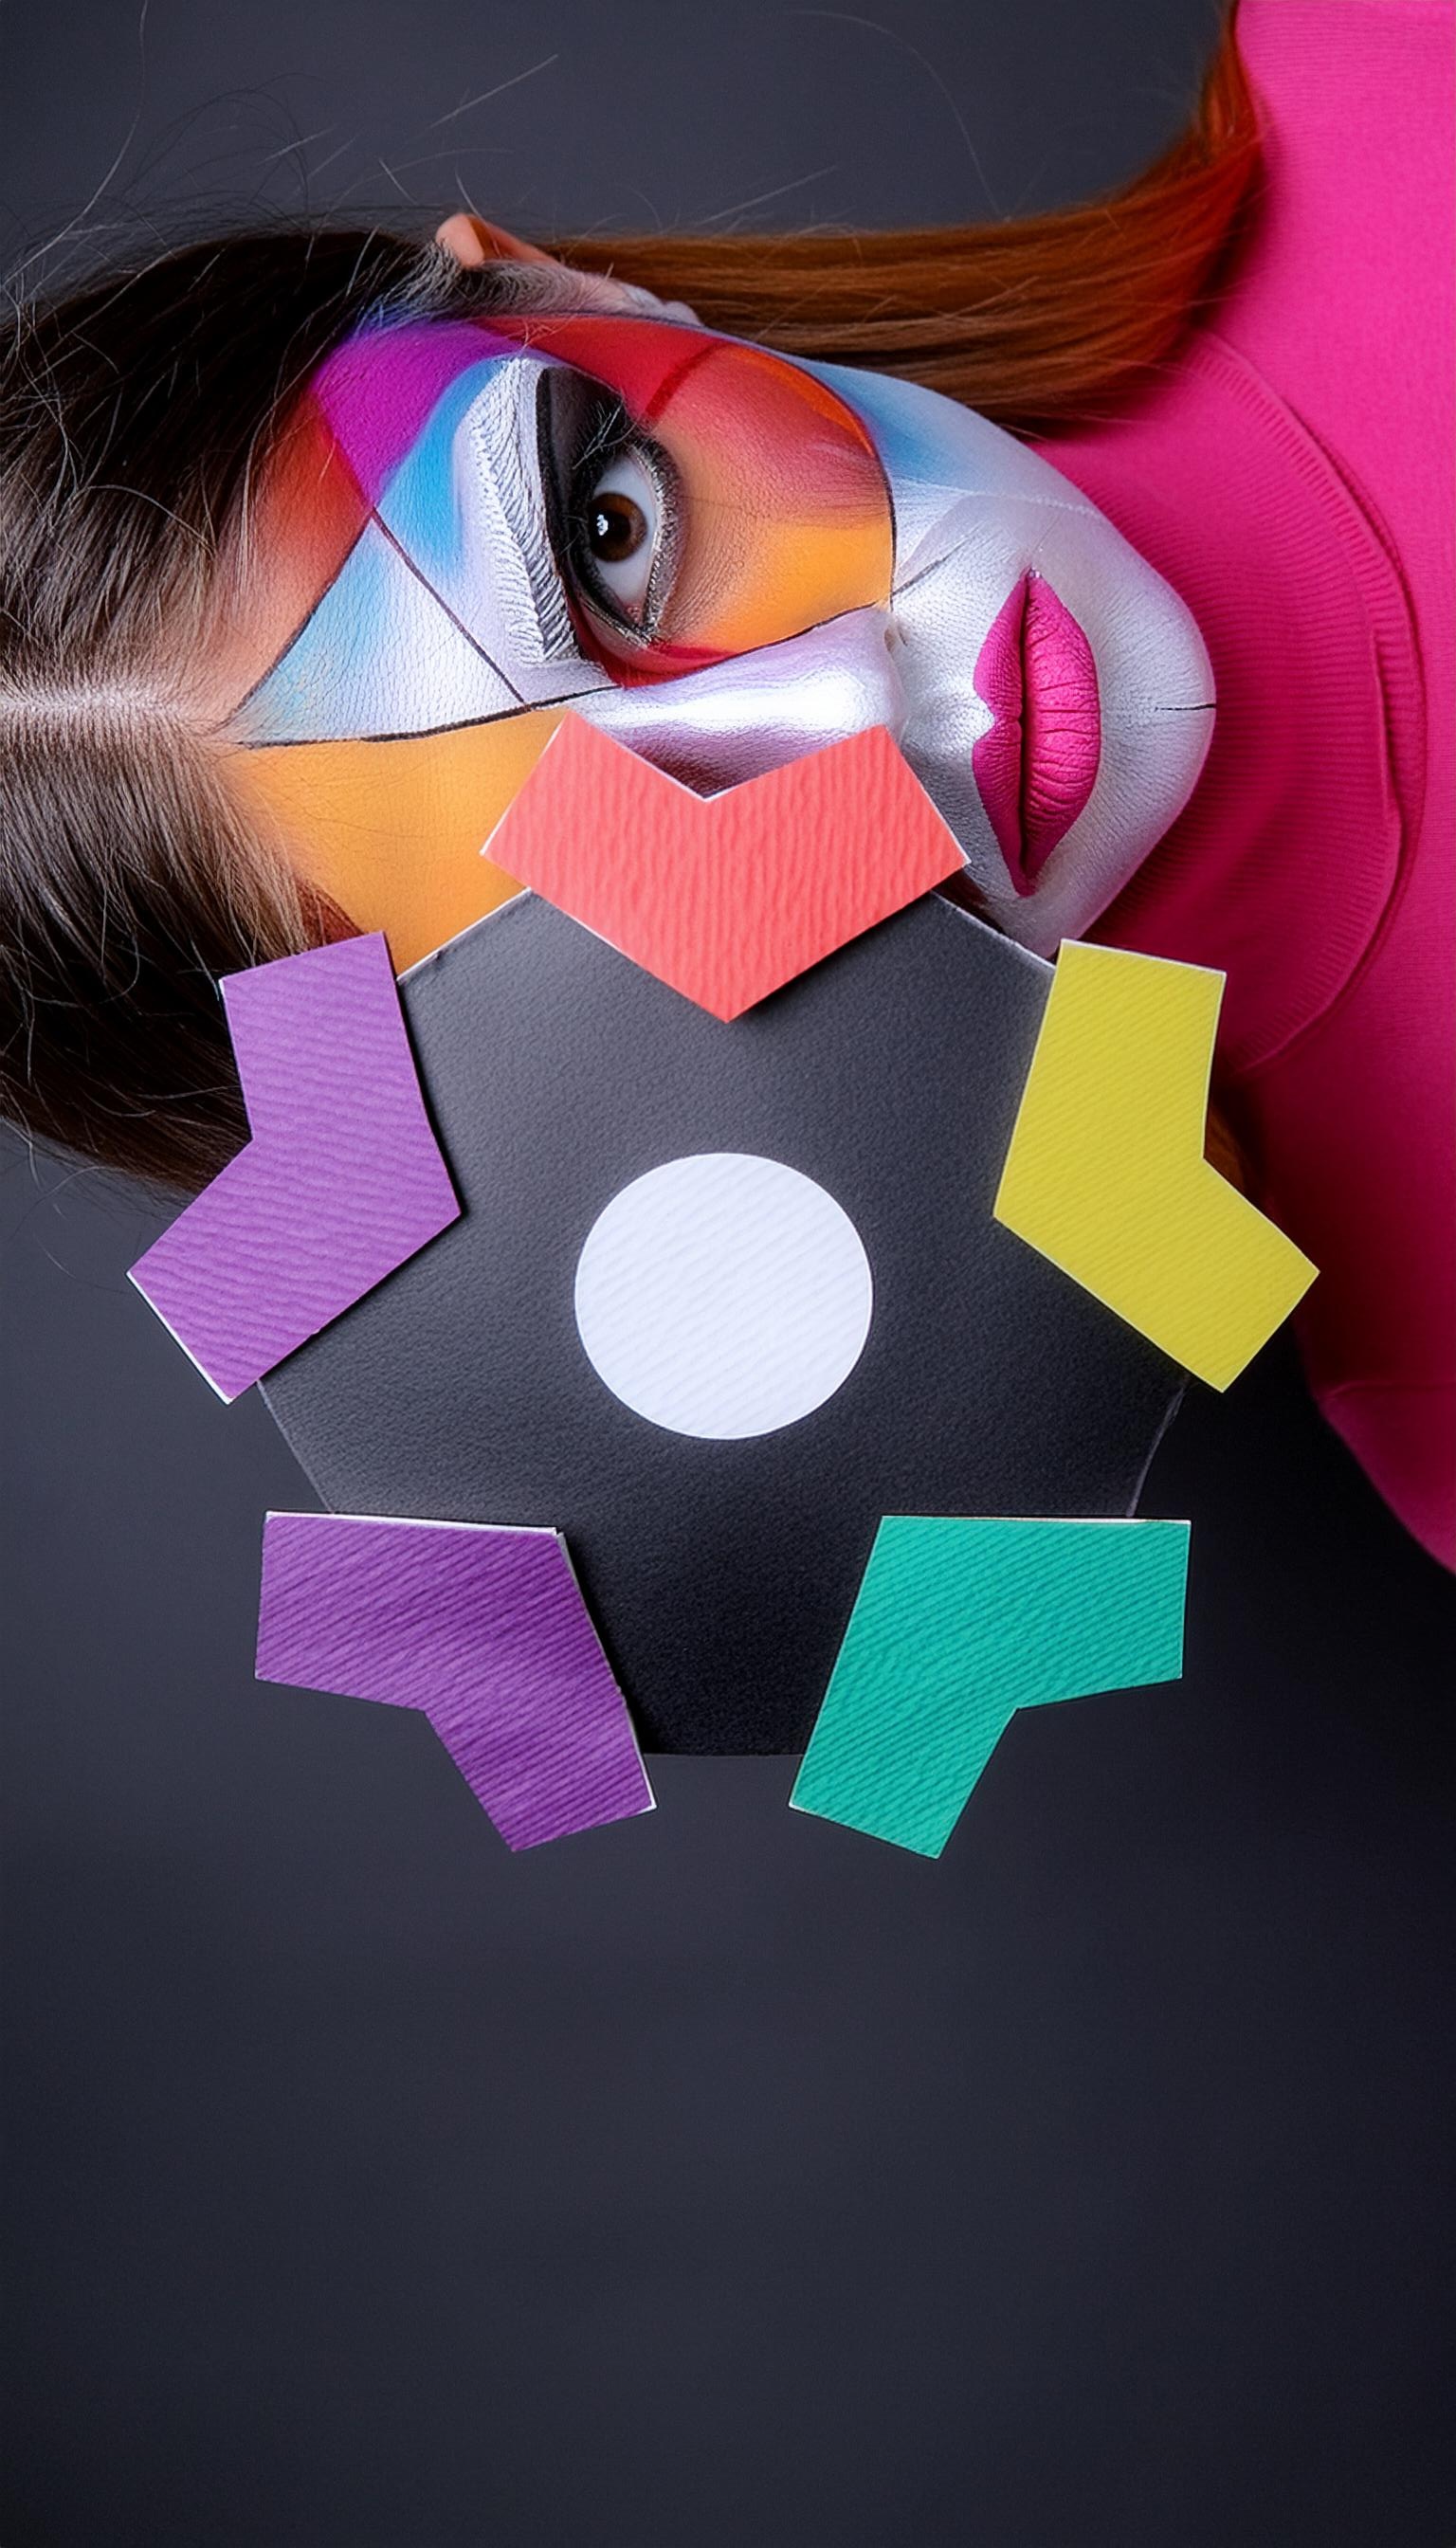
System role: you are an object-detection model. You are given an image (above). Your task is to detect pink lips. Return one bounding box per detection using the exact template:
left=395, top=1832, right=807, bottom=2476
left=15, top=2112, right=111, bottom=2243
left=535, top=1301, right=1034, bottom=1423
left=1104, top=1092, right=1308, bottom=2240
left=971, top=573, right=1101, bottom=890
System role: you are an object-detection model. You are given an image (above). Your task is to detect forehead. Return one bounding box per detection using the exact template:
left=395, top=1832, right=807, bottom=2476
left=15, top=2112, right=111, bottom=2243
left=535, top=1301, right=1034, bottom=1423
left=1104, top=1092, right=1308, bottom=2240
left=306, top=305, right=887, bottom=479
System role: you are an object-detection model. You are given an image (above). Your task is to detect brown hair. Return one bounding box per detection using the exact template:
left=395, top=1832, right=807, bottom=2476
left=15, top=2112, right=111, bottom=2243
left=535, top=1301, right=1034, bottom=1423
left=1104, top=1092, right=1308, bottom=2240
left=0, top=11, right=1257, bottom=1193
left=553, top=15, right=1257, bottom=429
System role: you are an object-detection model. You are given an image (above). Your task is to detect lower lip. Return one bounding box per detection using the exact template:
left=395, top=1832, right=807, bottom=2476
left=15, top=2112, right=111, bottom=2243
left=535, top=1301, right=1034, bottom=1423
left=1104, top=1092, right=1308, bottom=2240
left=971, top=573, right=1101, bottom=891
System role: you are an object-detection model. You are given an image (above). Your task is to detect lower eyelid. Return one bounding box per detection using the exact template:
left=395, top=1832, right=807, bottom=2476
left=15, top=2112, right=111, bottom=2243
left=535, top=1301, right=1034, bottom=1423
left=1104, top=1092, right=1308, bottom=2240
left=640, top=440, right=682, bottom=631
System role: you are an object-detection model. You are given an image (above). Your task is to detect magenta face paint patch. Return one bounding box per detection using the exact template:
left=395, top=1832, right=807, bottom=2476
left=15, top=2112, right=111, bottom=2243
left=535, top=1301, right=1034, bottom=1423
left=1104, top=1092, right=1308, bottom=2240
left=129, top=935, right=460, bottom=1400
left=310, top=318, right=522, bottom=502
left=255, top=1511, right=654, bottom=1849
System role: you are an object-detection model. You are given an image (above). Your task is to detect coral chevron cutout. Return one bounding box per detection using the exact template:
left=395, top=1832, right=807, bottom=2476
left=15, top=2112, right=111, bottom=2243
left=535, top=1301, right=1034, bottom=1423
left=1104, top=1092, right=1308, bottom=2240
left=480, top=715, right=966, bottom=1021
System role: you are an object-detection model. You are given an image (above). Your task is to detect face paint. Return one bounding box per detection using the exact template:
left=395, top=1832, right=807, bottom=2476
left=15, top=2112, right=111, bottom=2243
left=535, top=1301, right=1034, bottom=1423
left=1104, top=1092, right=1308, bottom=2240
left=228, top=307, right=1211, bottom=969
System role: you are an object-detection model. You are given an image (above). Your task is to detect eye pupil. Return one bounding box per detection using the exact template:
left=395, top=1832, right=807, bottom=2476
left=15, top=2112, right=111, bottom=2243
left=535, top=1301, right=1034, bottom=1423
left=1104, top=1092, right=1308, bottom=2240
left=589, top=490, right=646, bottom=563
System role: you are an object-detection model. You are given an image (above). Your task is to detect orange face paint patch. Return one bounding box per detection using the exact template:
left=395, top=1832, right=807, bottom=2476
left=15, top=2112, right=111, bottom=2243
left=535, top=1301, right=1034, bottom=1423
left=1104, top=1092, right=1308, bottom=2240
left=231, top=709, right=566, bottom=971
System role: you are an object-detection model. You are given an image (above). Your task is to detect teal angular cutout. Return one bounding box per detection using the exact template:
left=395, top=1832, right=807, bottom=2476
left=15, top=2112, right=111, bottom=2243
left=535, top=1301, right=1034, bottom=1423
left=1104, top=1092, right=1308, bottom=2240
left=791, top=1517, right=1190, bottom=1858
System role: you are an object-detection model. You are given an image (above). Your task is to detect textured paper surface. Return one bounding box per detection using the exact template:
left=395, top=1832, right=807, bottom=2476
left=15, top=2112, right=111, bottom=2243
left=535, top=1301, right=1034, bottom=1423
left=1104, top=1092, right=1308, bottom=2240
left=256, top=1511, right=653, bottom=1849
left=130, top=935, right=459, bottom=1400
left=482, top=717, right=965, bottom=1019
left=792, top=1515, right=1190, bottom=1857
left=993, top=941, right=1316, bottom=1387
left=263, top=893, right=1187, bottom=1756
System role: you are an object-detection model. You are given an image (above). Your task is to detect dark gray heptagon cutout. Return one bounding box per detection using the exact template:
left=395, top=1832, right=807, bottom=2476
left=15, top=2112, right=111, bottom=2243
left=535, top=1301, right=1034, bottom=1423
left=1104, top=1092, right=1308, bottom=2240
left=264, top=891, right=1184, bottom=1752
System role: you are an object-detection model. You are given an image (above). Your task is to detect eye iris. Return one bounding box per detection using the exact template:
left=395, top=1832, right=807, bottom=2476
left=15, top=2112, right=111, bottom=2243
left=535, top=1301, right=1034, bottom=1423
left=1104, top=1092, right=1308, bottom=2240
left=589, top=490, right=646, bottom=564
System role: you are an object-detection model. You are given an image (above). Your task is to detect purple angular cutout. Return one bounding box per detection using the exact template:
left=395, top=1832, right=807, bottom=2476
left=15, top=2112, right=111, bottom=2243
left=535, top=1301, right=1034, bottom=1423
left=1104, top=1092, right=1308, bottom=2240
left=256, top=1513, right=655, bottom=1850
left=130, top=935, right=459, bottom=1401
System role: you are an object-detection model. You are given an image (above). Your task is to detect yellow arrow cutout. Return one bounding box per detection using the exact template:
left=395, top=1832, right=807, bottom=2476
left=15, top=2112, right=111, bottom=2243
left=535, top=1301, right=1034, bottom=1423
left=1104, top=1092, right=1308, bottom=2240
left=993, top=941, right=1316, bottom=1389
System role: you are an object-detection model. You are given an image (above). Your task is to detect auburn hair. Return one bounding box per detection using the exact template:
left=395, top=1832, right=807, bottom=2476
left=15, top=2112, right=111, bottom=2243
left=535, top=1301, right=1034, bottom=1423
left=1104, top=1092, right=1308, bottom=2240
left=0, top=9, right=1258, bottom=1192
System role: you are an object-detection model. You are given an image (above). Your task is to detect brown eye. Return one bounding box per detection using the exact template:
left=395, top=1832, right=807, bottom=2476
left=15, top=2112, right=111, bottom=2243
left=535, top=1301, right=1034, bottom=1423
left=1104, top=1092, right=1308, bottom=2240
left=577, top=447, right=661, bottom=620
left=589, top=489, right=648, bottom=564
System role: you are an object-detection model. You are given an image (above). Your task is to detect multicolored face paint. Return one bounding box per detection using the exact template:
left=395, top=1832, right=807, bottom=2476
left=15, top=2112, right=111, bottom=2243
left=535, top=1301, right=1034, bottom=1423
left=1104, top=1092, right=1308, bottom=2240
left=228, top=306, right=1211, bottom=969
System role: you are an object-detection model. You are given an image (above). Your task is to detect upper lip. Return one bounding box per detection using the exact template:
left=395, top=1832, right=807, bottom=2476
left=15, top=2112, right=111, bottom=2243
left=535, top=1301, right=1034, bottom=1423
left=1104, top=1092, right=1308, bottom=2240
left=971, top=572, right=1101, bottom=889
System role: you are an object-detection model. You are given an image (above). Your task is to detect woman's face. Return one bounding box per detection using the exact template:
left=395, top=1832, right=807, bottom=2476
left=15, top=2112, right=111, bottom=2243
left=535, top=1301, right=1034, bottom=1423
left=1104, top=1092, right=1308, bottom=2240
left=229, top=295, right=1212, bottom=970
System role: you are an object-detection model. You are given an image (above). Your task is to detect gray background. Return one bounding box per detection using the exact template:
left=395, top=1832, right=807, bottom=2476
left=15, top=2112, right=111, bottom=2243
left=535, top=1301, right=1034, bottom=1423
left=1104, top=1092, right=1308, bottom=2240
left=2, top=4, right=1453, bottom=2542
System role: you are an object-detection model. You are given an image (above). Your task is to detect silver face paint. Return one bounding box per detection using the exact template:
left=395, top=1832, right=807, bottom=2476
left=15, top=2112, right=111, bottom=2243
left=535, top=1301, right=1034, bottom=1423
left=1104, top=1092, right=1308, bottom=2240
left=578, top=609, right=906, bottom=792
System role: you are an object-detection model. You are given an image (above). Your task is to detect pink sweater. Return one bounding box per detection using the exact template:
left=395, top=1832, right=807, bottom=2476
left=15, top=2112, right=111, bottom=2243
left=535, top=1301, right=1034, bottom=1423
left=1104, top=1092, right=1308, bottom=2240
left=1042, top=0, right=1455, bottom=1567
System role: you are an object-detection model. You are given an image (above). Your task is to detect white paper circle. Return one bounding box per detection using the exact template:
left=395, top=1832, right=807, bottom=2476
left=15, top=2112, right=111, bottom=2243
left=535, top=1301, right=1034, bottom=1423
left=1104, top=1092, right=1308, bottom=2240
left=573, top=1153, right=874, bottom=1440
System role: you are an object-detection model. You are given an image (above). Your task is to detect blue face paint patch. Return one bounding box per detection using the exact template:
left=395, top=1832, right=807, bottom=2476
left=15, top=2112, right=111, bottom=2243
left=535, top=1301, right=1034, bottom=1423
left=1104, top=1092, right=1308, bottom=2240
left=232, top=516, right=519, bottom=747
left=372, top=358, right=511, bottom=616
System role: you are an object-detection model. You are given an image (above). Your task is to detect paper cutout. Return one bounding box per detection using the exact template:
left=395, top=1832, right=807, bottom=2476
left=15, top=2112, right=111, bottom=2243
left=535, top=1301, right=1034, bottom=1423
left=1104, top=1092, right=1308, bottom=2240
left=130, top=935, right=459, bottom=1399
left=992, top=941, right=1316, bottom=1387
left=573, top=1152, right=874, bottom=1439
left=263, top=892, right=1186, bottom=1756
left=792, top=1515, right=1189, bottom=1857
left=256, top=1512, right=653, bottom=1848
left=482, top=717, right=964, bottom=1020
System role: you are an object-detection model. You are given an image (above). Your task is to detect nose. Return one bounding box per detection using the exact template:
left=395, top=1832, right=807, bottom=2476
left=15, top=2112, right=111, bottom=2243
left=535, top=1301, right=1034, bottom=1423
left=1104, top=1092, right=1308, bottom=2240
left=579, top=607, right=909, bottom=793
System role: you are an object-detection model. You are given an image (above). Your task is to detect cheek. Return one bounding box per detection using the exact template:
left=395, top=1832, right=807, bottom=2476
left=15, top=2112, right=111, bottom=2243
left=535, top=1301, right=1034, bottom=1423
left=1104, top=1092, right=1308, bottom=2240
left=640, top=350, right=894, bottom=670
left=229, top=713, right=565, bottom=973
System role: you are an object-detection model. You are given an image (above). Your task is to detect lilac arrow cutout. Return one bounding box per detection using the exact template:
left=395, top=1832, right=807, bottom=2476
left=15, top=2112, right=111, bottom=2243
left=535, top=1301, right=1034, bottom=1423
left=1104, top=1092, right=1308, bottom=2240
left=130, top=935, right=459, bottom=1399
left=256, top=1512, right=655, bottom=1850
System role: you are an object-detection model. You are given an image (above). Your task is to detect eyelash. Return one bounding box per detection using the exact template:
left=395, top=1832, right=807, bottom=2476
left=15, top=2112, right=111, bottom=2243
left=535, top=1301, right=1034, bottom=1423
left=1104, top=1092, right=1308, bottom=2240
left=540, top=376, right=681, bottom=644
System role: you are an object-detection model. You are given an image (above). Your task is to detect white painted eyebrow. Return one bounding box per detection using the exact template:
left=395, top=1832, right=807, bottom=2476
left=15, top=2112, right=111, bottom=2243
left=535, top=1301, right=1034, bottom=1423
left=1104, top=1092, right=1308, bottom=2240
left=461, top=356, right=580, bottom=666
